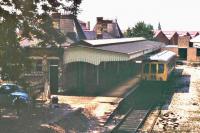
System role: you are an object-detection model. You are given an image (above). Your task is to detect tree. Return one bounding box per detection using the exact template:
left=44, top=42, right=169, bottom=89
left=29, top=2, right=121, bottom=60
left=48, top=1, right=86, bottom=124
left=124, top=21, right=154, bottom=40
left=0, top=0, right=82, bottom=82
left=158, top=22, right=162, bottom=30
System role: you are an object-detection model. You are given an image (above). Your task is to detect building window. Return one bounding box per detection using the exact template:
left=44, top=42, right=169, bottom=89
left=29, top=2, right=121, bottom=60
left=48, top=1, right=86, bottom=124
left=197, top=49, right=200, bottom=56
left=189, top=42, right=193, bottom=47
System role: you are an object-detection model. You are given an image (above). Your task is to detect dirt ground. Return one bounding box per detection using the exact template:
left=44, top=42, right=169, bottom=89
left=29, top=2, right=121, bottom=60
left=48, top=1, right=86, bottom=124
left=0, top=96, right=121, bottom=133
left=153, top=65, right=200, bottom=132
left=0, top=101, right=96, bottom=133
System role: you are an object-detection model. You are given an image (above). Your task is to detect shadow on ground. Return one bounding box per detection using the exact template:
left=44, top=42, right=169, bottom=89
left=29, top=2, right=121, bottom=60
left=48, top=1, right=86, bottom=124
left=0, top=100, right=95, bottom=133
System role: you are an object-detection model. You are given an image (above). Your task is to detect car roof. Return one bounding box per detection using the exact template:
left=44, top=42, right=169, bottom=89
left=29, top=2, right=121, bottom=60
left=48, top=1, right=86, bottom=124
left=1, top=83, right=17, bottom=86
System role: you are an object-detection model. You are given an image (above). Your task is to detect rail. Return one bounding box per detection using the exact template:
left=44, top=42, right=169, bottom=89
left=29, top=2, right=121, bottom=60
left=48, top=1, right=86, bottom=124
left=112, top=106, right=152, bottom=133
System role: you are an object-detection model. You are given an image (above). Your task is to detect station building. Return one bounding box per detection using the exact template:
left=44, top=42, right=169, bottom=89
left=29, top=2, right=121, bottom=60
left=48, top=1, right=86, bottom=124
left=22, top=14, right=165, bottom=95
left=62, top=38, right=164, bottom=94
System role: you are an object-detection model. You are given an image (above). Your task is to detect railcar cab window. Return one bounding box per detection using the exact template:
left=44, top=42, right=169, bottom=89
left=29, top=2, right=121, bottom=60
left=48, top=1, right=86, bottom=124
left=158, top=64, right=164, bottom=73
left=144, top=64, right=149, bottom=73
left=151, top=64, right=157, bottom=74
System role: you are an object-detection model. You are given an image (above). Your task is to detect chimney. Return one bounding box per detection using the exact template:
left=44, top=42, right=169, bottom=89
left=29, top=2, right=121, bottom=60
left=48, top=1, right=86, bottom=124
left=97, top=17, right=103, bottom=23
left=86, top=21, right=90, bottom=30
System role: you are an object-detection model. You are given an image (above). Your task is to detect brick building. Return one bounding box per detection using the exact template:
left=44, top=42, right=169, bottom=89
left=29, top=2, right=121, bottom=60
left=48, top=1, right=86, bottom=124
left=154, top=30, right=169, bottom=44
left=163, top=31, right=179, bottom=45
left=93, top=17, right=124, bottom=39
left=155, top=30, right=200, bottom=63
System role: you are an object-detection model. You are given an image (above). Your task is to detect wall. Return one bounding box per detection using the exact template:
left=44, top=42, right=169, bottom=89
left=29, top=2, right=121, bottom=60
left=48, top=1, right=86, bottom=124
left=187, top=48, right=197, bottom=62
left=163, top=47, right=178, bottom=56
left=155, top=32, right=169, bottom=44
left=169, top=33, right=179, bottom=45
left=178, top=36, right=190, bottom=48
left=62, top=60, right=141, bottom=95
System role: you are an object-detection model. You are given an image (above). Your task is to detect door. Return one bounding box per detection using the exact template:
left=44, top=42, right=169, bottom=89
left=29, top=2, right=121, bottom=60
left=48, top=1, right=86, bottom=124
left=178, top=48, right=187, bottom=60
left=49, top=65, right=58, bottom=94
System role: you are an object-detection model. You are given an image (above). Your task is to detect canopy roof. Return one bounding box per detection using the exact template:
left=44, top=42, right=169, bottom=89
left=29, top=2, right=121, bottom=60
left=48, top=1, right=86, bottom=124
left=64, top=38, right=165, bottom=65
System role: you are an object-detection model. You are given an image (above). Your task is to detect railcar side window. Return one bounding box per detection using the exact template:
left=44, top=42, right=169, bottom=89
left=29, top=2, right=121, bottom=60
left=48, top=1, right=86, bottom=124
left=144, top=64, right=149, bottom=73
left=158, top=64, right=164, bottom=73
left=151, top=64, right=157, bottom=74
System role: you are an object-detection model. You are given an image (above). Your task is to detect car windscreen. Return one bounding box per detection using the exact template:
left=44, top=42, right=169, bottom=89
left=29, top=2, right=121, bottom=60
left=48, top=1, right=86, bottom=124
left=0, top=85, right=23, bottom=94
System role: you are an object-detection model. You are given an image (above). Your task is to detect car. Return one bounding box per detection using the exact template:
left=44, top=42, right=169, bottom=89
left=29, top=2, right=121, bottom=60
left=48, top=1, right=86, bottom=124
left=0, top=83, right=31, bottom=107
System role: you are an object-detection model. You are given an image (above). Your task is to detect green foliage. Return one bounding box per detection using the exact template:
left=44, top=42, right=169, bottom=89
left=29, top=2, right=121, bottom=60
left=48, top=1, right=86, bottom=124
left=0, top=0, right=82, bottom=82
left=124, top=21, right=154, bottom=40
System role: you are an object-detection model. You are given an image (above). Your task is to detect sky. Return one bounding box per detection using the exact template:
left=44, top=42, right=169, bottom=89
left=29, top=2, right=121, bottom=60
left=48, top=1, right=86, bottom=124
left=78, top=0, right=200, bottom=31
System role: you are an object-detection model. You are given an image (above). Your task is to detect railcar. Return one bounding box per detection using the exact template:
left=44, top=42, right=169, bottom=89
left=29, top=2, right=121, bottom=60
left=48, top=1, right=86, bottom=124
left=141, top=50, right=176, bottom=81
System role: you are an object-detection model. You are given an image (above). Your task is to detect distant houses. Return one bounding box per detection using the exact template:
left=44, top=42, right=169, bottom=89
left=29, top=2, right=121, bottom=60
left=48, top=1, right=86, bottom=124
left=154, top=30, right=200, bottom=63
left=79, top=17, right=124, bottom=40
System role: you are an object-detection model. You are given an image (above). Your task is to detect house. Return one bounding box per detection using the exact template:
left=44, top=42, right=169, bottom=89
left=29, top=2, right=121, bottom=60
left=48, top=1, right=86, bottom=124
left=163, top=31, right=179, bottom=45
left=21, top=13, right=87, bottom=94
left=155, top=30, right=200, bottom=63
left=154, top=30, right=169, bottom=44
left=78, top=20, right=90, bottom=31
left=52, top=13, right=86, bottom=44
left=188, top=31, right=199, bottom=38
left=177, top=31, right=191, bottom=38
left=189, top=35, right=200, bottom=62
left=93, top=17, right=124, bottom=39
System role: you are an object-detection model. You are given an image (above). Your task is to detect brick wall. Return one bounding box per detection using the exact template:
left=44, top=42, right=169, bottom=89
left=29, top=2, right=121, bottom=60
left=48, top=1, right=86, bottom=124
left=178, top=36, right=190, bottom=48
left=155, top=32, right=169, bottom=44
left=169, top=33, right=179, bottom=45
left=163, top=47, right=178, bottom=56
left=187, top=48, right=197, bottom=62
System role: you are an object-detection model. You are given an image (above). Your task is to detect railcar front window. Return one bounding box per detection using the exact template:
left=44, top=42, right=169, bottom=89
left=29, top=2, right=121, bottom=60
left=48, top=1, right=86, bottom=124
left=158, top=64, right=164, bottom=73
left=144, top=64, right=149, bottom=73
left=151, top=64, right=157, bottom=74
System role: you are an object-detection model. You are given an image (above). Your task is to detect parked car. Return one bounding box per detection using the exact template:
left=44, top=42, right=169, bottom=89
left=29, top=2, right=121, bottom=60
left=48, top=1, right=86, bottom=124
left=0, top=83, right=31, bottom=107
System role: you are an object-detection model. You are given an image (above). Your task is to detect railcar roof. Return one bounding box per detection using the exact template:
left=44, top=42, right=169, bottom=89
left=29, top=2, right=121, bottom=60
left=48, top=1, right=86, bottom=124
left=149, top=50, right=176, bottom=62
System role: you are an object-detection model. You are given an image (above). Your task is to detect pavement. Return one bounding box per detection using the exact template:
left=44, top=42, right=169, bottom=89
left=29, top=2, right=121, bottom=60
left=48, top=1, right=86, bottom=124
left=50, top=75, right=141, bottom=129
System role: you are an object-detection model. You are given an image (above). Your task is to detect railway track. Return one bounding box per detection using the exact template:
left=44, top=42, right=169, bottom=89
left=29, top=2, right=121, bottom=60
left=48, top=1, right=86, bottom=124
left=109, top=82, right=166, bottom=133
left=112, top=106, right=152, bottom=133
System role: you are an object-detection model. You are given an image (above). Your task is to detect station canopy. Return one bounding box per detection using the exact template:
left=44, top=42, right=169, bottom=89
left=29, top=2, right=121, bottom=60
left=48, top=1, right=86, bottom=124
left=64, top=38, right=165, bottom=65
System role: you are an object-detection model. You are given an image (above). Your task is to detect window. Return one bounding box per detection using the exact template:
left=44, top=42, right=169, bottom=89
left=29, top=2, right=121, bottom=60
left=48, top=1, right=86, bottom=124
left=189, top=42, right=193, bottom=47
left=144, top=64, right=149, bottom=73
left=158, top=64, right=164, bottom=73
left=197, top=49, right=200, bottom=56
left=151, top=64, right=157, bottom=74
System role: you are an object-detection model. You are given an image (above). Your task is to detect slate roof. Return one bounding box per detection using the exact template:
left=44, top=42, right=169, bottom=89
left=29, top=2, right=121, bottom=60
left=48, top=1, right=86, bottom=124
left=77, top=38, right=165, bottom=55
left=95, top=40, right=164, bottom=54
left=162, top=31, right=178, bottom=39
left=84, top=31, right=96, bottom=40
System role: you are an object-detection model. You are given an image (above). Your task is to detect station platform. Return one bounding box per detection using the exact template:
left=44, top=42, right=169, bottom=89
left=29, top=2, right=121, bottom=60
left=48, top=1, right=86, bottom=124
left=51, top=75, right=141, bottom=126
